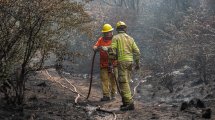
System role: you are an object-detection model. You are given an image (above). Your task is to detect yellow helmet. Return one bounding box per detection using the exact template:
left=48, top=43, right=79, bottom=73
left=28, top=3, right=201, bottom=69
left=102, top=24, right=114, bottom=33
left=116, top=21, right=127, bottom=28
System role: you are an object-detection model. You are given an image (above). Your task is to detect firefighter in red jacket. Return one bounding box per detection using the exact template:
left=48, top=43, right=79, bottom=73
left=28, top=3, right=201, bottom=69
left=93, top=24, right=118, bottom=101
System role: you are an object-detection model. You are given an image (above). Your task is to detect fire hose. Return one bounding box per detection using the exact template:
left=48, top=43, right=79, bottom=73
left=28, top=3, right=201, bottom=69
left=107, top=52, right=122, bottom=97
left=86, top=51, right=97, bottom=99
left=86, top=48, right=122, bottom=100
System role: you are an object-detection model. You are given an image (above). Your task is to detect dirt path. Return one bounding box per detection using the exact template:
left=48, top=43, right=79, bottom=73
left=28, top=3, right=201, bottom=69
left=42, top=68, right=143, bottom=119
left=39, top=69, right=215, bottom=120
left=39, top=68, right=156, bottom=119
left=1, top=68, right=214, bottom=120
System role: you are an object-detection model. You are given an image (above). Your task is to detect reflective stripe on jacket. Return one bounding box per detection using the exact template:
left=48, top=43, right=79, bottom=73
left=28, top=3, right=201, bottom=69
left=111, top=31, right=140, bottom=62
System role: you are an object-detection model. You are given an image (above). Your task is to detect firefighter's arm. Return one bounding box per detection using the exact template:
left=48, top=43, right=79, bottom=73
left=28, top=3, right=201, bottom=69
left=108, top=37, right=118, bottom=60
left=108, top=48, right=117, bottom=60
left=93, top=37, right=103, bottom=51
left=132, top=41, right=140, bottom=70
left=111, top=36, right=117, bottom=50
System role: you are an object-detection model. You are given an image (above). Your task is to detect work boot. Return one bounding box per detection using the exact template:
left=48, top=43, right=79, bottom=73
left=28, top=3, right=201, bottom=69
left=100, top=96, right=111, bottom=101
left=120, top=102, right=135, bottom=111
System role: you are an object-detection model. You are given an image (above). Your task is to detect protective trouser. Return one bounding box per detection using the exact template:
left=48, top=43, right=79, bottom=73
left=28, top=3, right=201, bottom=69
left=100, top=67, right=118, bottom=97
left=118, top=61, right=133, bottom=105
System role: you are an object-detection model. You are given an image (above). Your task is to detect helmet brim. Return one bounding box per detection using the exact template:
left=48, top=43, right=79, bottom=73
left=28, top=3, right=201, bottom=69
left=102, top=28, right=114, bottom=33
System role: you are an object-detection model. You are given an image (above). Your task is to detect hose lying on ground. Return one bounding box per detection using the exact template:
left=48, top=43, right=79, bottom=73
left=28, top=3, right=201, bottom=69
left=45, top=70, right=84, bottom=103
left=132, top=80, right=146, bottom=98
left=45, top=69, right=118, bottom=119
left=87, top=51, right=97, bottom=99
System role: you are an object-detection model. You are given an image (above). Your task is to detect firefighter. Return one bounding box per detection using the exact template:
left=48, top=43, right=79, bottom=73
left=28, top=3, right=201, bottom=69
left=93, top=24, right=118, bottom=101
left=110, top=21, right=140, bottom=111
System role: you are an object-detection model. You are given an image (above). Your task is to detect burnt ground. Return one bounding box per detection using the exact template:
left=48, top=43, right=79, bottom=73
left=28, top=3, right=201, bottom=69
left=0, top=67, right=215, bottom=120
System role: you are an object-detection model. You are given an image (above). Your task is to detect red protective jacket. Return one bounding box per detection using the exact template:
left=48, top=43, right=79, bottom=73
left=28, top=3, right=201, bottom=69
left=94, top=37, right=117, bottom=68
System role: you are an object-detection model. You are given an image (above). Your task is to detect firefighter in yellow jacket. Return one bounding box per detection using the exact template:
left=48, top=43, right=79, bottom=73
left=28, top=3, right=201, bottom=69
left=110, top=21, right=140, bottom=111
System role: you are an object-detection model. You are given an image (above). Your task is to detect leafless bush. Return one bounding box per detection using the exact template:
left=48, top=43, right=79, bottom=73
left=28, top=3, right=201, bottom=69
left=0, top=0, right=92, bottom=105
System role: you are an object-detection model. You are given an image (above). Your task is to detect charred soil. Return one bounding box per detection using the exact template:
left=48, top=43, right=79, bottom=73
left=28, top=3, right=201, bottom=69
left=0, top=68, right=214, bottom=120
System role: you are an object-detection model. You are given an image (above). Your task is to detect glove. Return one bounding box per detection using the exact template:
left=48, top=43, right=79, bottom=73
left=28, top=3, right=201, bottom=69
left=135, top=60, right=140, bottom=70
left=101, top=46, right=108, bottom=51
left=93, top=46, right=102, bottom=52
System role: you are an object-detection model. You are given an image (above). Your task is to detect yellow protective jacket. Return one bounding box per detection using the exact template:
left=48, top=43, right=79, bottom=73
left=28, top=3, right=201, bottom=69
left=111, top=31, right=140, bottom=62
